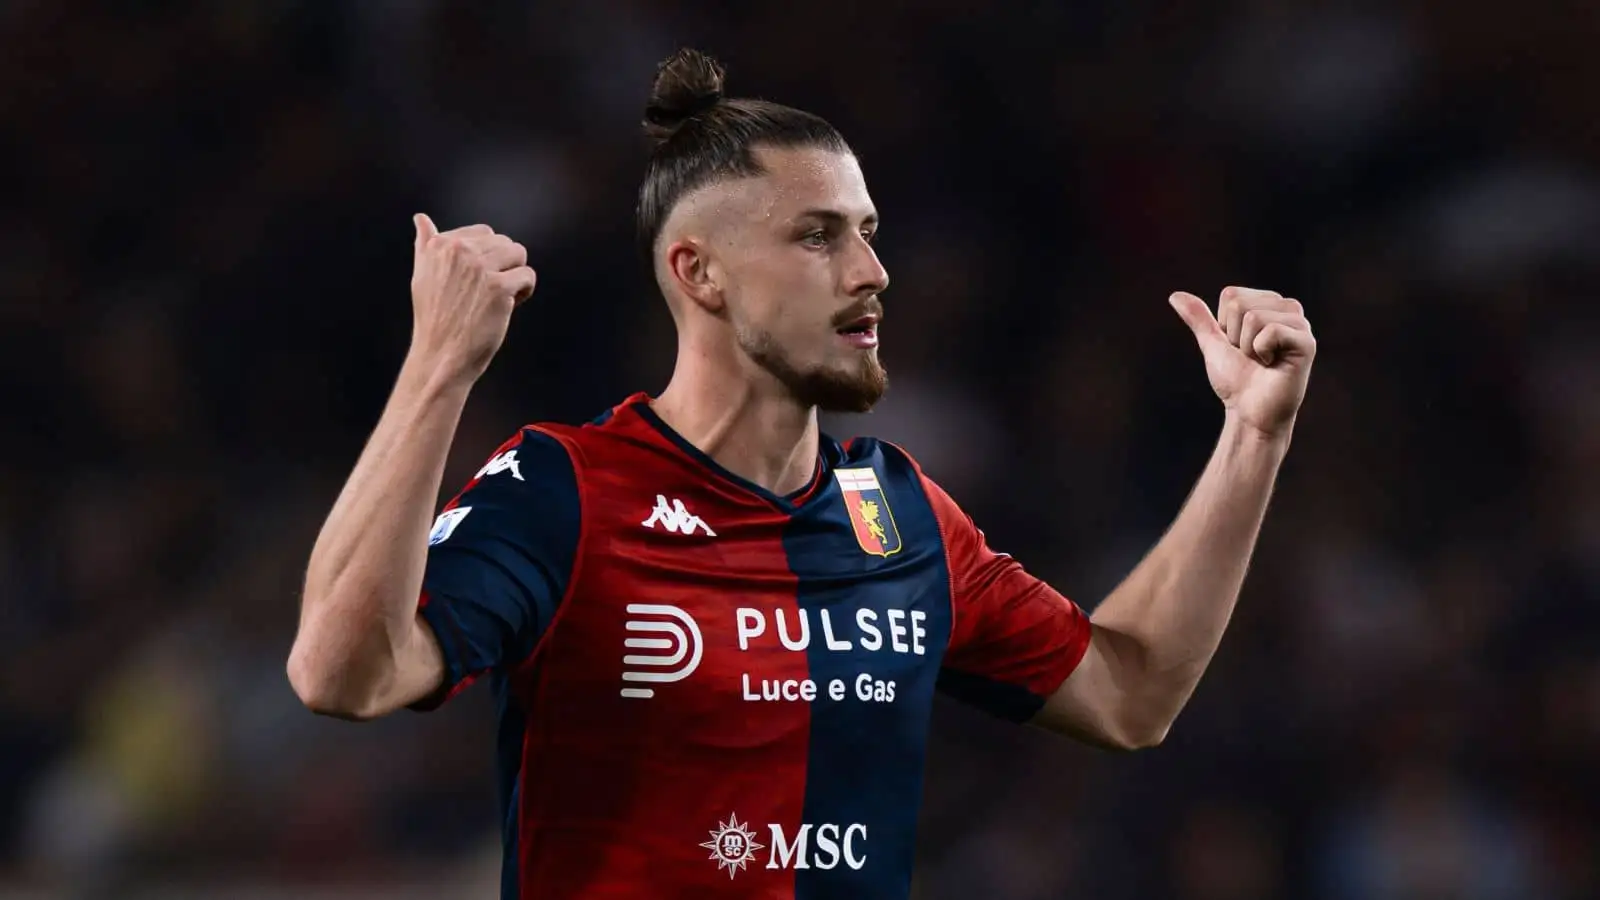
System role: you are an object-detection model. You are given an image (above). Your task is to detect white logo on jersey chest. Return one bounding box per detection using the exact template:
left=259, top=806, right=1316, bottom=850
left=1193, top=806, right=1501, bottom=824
left=641, top=495, right=716, bottom=536
left=475, top=449, right=524, bottom=482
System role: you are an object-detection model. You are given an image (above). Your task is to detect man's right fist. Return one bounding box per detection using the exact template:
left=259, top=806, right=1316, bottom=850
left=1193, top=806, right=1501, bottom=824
left=408, top=213, right=537, bottom=382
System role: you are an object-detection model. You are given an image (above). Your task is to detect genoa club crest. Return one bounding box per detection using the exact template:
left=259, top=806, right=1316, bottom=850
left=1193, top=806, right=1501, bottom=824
left=834, top=467, right=903, bottom=557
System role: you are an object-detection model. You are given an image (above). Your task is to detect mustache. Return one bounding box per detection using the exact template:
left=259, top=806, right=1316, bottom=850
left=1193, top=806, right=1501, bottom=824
left=830, top=298, right=884, bottom=329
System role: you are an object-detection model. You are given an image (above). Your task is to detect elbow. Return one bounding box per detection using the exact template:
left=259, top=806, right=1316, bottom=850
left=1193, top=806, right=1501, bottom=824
left=1100, top=711, right=1173, bottom=752
left=286, top=643, right=384, bottom=722
left=1114, top=723, right=1170, bottom=752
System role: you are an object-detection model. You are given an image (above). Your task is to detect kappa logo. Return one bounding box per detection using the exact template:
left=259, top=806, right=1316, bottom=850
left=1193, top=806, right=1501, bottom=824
left=475, top=449, right=524, bottom=482
left=619, top=603, right=703, bottom=698
left=642, top=495, right=716, bottom=536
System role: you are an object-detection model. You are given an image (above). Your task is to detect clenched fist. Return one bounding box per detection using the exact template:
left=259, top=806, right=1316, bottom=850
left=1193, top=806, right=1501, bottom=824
left=408, top=213, right=537, bottom=383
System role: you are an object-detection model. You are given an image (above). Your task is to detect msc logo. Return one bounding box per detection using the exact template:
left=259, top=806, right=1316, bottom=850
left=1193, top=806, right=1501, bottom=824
left=642, top=495, right=716, bottom=536
left=475, top=449, right=524, bottom=482
left=619, top=604, right=703, bottom=699
left=702, top=815, right=868, bottom=878
left=769, top=822, right=868, bottom=872
left=701, top=814, right=764, bottom=879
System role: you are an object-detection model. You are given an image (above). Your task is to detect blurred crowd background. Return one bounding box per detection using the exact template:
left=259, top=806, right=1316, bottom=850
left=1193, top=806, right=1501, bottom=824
left=3, top=1, right=1597, bottom=898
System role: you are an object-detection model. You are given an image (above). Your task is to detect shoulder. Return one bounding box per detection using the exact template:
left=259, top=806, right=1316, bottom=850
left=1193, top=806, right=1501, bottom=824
left=454, top=425, right=578, bottom=501
left=431, top=426, right=580, bottom=549
left=834, top=435, right=970, bottom=539
left=480, top=393, right=653, bottom=483
left=450, top=394, right=687, bottom=524
left=527, top=392, right=670, bottom=470
left=835, top=435, right=935, bottom=496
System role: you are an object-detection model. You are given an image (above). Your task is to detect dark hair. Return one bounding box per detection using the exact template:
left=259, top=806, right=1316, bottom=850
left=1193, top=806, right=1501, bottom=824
left=636, top=48, right=852, bottom=259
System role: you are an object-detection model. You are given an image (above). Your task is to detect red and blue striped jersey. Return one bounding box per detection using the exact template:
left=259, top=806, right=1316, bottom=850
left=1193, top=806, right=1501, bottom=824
left=414, top=393, right=1092, bottom=899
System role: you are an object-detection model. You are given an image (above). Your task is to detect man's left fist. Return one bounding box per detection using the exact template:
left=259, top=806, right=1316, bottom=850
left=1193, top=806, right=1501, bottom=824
left=1169, top=286, right=1317, bottom=439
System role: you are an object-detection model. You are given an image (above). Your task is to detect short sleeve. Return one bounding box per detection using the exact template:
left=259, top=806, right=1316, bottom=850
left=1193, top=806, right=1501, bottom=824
left=919, top=473, right=1092, bottom=722
left=410, top=428, right=580, bottom=710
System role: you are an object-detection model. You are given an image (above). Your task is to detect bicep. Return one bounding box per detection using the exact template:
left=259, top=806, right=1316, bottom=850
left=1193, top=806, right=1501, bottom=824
left=915, top=466, right=1093, bottom=722
left=405, top=429, right=580, bottom=710
left=1031, top=624, right=1139, bottom=749
left=938, top=566, right=1093, bottom=722
left=917, top=470, right=1145, bottom=749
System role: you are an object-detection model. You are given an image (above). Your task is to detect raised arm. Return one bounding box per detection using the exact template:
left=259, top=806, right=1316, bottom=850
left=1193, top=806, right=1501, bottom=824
left=287, top=214, right=535, bottom=720
left=1036, top=287, right=1315, bottom=747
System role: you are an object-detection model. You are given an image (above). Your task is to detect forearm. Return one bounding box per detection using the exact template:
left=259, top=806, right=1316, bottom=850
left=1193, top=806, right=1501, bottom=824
left=289, top=355, right=472, bottom=709
left=1090, top=412, right=1289, bottom=738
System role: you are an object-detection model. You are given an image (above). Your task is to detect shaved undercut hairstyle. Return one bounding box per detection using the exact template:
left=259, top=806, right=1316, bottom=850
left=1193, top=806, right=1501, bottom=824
left=635, top=48, right=853, bottom=259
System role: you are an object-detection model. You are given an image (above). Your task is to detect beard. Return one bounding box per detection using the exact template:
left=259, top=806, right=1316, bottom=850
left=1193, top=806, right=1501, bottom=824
left=737, top=326, right=888, bottom=413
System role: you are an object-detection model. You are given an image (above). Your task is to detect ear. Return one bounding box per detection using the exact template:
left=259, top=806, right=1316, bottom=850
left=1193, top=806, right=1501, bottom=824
left=665, top=238, right=725, bottom=315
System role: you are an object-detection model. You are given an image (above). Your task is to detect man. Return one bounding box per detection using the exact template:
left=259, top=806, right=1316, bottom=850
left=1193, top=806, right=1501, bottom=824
left=288, top=48, right=1315, bottom=900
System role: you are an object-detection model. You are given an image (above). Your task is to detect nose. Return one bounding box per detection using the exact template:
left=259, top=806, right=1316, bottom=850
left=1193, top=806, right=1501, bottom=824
left=845, top=238, right=889, bottom=298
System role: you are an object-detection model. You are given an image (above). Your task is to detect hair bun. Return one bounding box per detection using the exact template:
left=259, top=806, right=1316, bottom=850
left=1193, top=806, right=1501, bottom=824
left=643, top=48, right=727, bottom=145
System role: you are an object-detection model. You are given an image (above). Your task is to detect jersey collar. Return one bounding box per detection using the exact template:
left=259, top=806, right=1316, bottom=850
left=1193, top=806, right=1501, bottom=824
left=625, top=394, right=839, bottom=514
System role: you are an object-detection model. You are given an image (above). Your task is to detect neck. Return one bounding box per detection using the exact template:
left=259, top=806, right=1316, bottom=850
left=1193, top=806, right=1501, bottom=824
left=651, top=342, right=820, bottom=498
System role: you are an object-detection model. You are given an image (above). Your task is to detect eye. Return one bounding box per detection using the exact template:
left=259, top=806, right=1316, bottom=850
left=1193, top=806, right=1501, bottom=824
left=860, top=228, right=878, bottom=244
left=801, top=230, right=829, bottom=248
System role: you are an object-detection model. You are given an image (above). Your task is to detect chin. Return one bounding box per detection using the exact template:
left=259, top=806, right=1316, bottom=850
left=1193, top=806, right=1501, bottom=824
left=803, top=361, right=888, bottom=414
left=742, top=330, right=887, bottom=412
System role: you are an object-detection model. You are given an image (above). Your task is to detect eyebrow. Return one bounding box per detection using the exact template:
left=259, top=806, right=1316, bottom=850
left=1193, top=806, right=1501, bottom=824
left=794, top=208, right=880, bottom=228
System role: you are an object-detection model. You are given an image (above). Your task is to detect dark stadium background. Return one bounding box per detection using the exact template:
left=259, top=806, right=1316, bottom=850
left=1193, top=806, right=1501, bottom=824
left=3, top=1, right=1597, bottom=898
